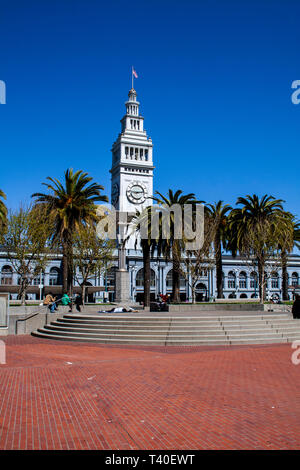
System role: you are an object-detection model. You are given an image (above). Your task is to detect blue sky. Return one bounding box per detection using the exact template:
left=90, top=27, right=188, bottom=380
left=1, top=0, right=300, bottom=218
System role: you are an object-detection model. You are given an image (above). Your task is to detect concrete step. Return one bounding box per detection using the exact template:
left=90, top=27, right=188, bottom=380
left=267, top=321, right=300, bottom=327
left=50, top=321, right=225, bottom=332
left=31, top=312, right=299, bottom=346
left=229, top=338, right=288, bottom=345
left=41, top=326, right=229, bottom=340
left=32, top=329, right=290, bottom=346
left=56, top=319, right=223, bottom=328
left=62, top=314, right=291, bottom=322
left=32, top=329, right=230, bottom=345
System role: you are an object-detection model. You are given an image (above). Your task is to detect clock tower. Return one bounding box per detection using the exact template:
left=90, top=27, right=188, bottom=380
left=110, top=88, right=154, bottom=214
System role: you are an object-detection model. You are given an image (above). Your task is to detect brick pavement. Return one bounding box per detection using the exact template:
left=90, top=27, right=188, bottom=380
left=0, top=335, right=299, bottom=450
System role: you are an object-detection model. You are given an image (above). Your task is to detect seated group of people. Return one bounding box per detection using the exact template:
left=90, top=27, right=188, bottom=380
left=43, top=293, right=83, bottom=313
left=158, top=293, right=170, bottom=304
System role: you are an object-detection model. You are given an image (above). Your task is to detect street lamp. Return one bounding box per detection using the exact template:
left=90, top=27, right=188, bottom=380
left=130, top=265, right=137, bottom=301
left=233, top=268, right=239, bottom=299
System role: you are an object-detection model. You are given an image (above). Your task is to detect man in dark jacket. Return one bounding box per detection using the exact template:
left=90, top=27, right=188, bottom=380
left=75, top=294, right=83, bottom=312
left=292, top=295, right=300, bottom=319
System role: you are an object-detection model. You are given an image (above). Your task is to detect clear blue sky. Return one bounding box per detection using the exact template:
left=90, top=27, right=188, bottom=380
left=1, top=0, right=300, bottom=218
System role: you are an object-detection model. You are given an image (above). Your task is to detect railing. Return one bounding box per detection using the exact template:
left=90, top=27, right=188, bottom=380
left=0, top=294, right=9, bottom=329
left=15, top=305, right=48, bottom=335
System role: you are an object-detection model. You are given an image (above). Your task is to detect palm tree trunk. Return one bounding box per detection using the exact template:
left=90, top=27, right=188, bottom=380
left=281, top=250, right=289, bottom=301
left=63, top=230, right=73, bottom=297
left=143, top=242, right=151, bottom=307
left=215, top=234, right=223, bottom=299
left=172, top=243, right=181, bottom=303
left=62, top=242, right=68, bottom=294
left=258, top=259, right=265, bottom=304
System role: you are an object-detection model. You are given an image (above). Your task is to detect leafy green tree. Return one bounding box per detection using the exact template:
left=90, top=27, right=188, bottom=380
left=229, top=194, right=285, bottom=303
left=3, top=205, right=52, bottom=304
left=32, top=168, right=108, bottom=295
left=276, top=213, right=300, bottom=300
left=73, top=223, right=114, bottom=304
left=181, top=212, right=215, bottom=303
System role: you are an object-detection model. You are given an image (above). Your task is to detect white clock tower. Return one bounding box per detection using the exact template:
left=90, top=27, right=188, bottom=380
left=110, top=88, right=154, bottom=213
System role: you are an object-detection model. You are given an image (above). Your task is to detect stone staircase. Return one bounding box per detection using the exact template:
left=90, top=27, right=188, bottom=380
left=31, top=312, right=300, bottom=346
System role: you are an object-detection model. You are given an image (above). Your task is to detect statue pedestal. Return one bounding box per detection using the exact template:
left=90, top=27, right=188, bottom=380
left=115, top=269, right=130, bottom=304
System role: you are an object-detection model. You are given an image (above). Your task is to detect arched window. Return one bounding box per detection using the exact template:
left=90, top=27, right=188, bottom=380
left=49, top=267, right=60, bottom=286
left=292, top=272, right=299, bottom=287
left=271, top=272, right=279, bottom=289
left=1, top=265, right=13, bottom=285
left=166, top=269, right=173, bottom=288
left=250, top=272, right=258, bottom=289
left=240, top=293, right=248, bottom=298
left=264, top=272, right=269, bottom=288
left=228, top=271, right=236, bottom=289
left=32, top=272, right=45, bottom=285
left=166, top=269, right=186, bottom=289
left=136, top=269, right=156, bottom=287
left=196, top=283, right=207, bottom=292
left=239, top=271, right=247, bottom=289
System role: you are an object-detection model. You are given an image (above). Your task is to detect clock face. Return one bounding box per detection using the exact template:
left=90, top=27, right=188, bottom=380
left=111, top=183, right=119, bottom=205
left=126, top=182, right=147, bottom=204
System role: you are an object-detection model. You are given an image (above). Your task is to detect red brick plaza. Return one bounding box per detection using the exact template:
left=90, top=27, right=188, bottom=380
left=0, top=336, right=300, bottom=450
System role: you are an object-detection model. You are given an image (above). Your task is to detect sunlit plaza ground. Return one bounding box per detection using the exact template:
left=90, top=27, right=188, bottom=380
left=0, top=335, right=300, bottom=450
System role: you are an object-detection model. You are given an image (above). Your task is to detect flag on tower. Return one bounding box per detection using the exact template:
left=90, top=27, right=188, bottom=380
left=132, top=68, right=138, bottom=79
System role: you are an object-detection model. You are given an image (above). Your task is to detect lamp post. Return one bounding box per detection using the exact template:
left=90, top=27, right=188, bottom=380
left=233, top=268, right=239, bottom=299
left=38, top=270, right=44, bottom=301
left=130, top=265, right=137, bottom=301
left=104, top=263, right=108, bottom=303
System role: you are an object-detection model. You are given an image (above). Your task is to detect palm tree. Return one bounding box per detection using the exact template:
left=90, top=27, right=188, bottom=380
left=206, top=201, right=232, bottom=299
left=0, top=189, right=7, bottom=234
left=126, top=206, right=162, bottom=306
left=277, top=214, right=300, bottom=300
left=229, top=194, right=285, bottom=303
left=32, top=168, right=108, bottom=294
left=152, top=190, right=203, bottom=303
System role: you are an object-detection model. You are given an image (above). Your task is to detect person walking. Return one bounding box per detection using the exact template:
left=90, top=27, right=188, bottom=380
left=292, top=294, right=300, bottom=319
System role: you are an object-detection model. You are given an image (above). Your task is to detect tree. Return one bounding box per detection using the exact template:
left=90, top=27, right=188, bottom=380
left=152, top=190, right=203, bottom=303
left=229, top=194, right=285, bottom=303
left=0, top=189, right=7, bottom=235
left=32, top=168, right=108, bottom=295
left=126, top=206, right=160, bottom=306
left=73, top=224, right=114, bottom=304
left=275, top=213, right=300, bottom=300
left=3, top=205, right=52, bottom=304
left=206, top=201, right=232, bottom=299
left=180, top=213, right=215, bottom=303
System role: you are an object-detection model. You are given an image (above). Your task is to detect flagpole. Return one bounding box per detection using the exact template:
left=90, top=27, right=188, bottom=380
left=131, top=66, right=133, bottom=89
